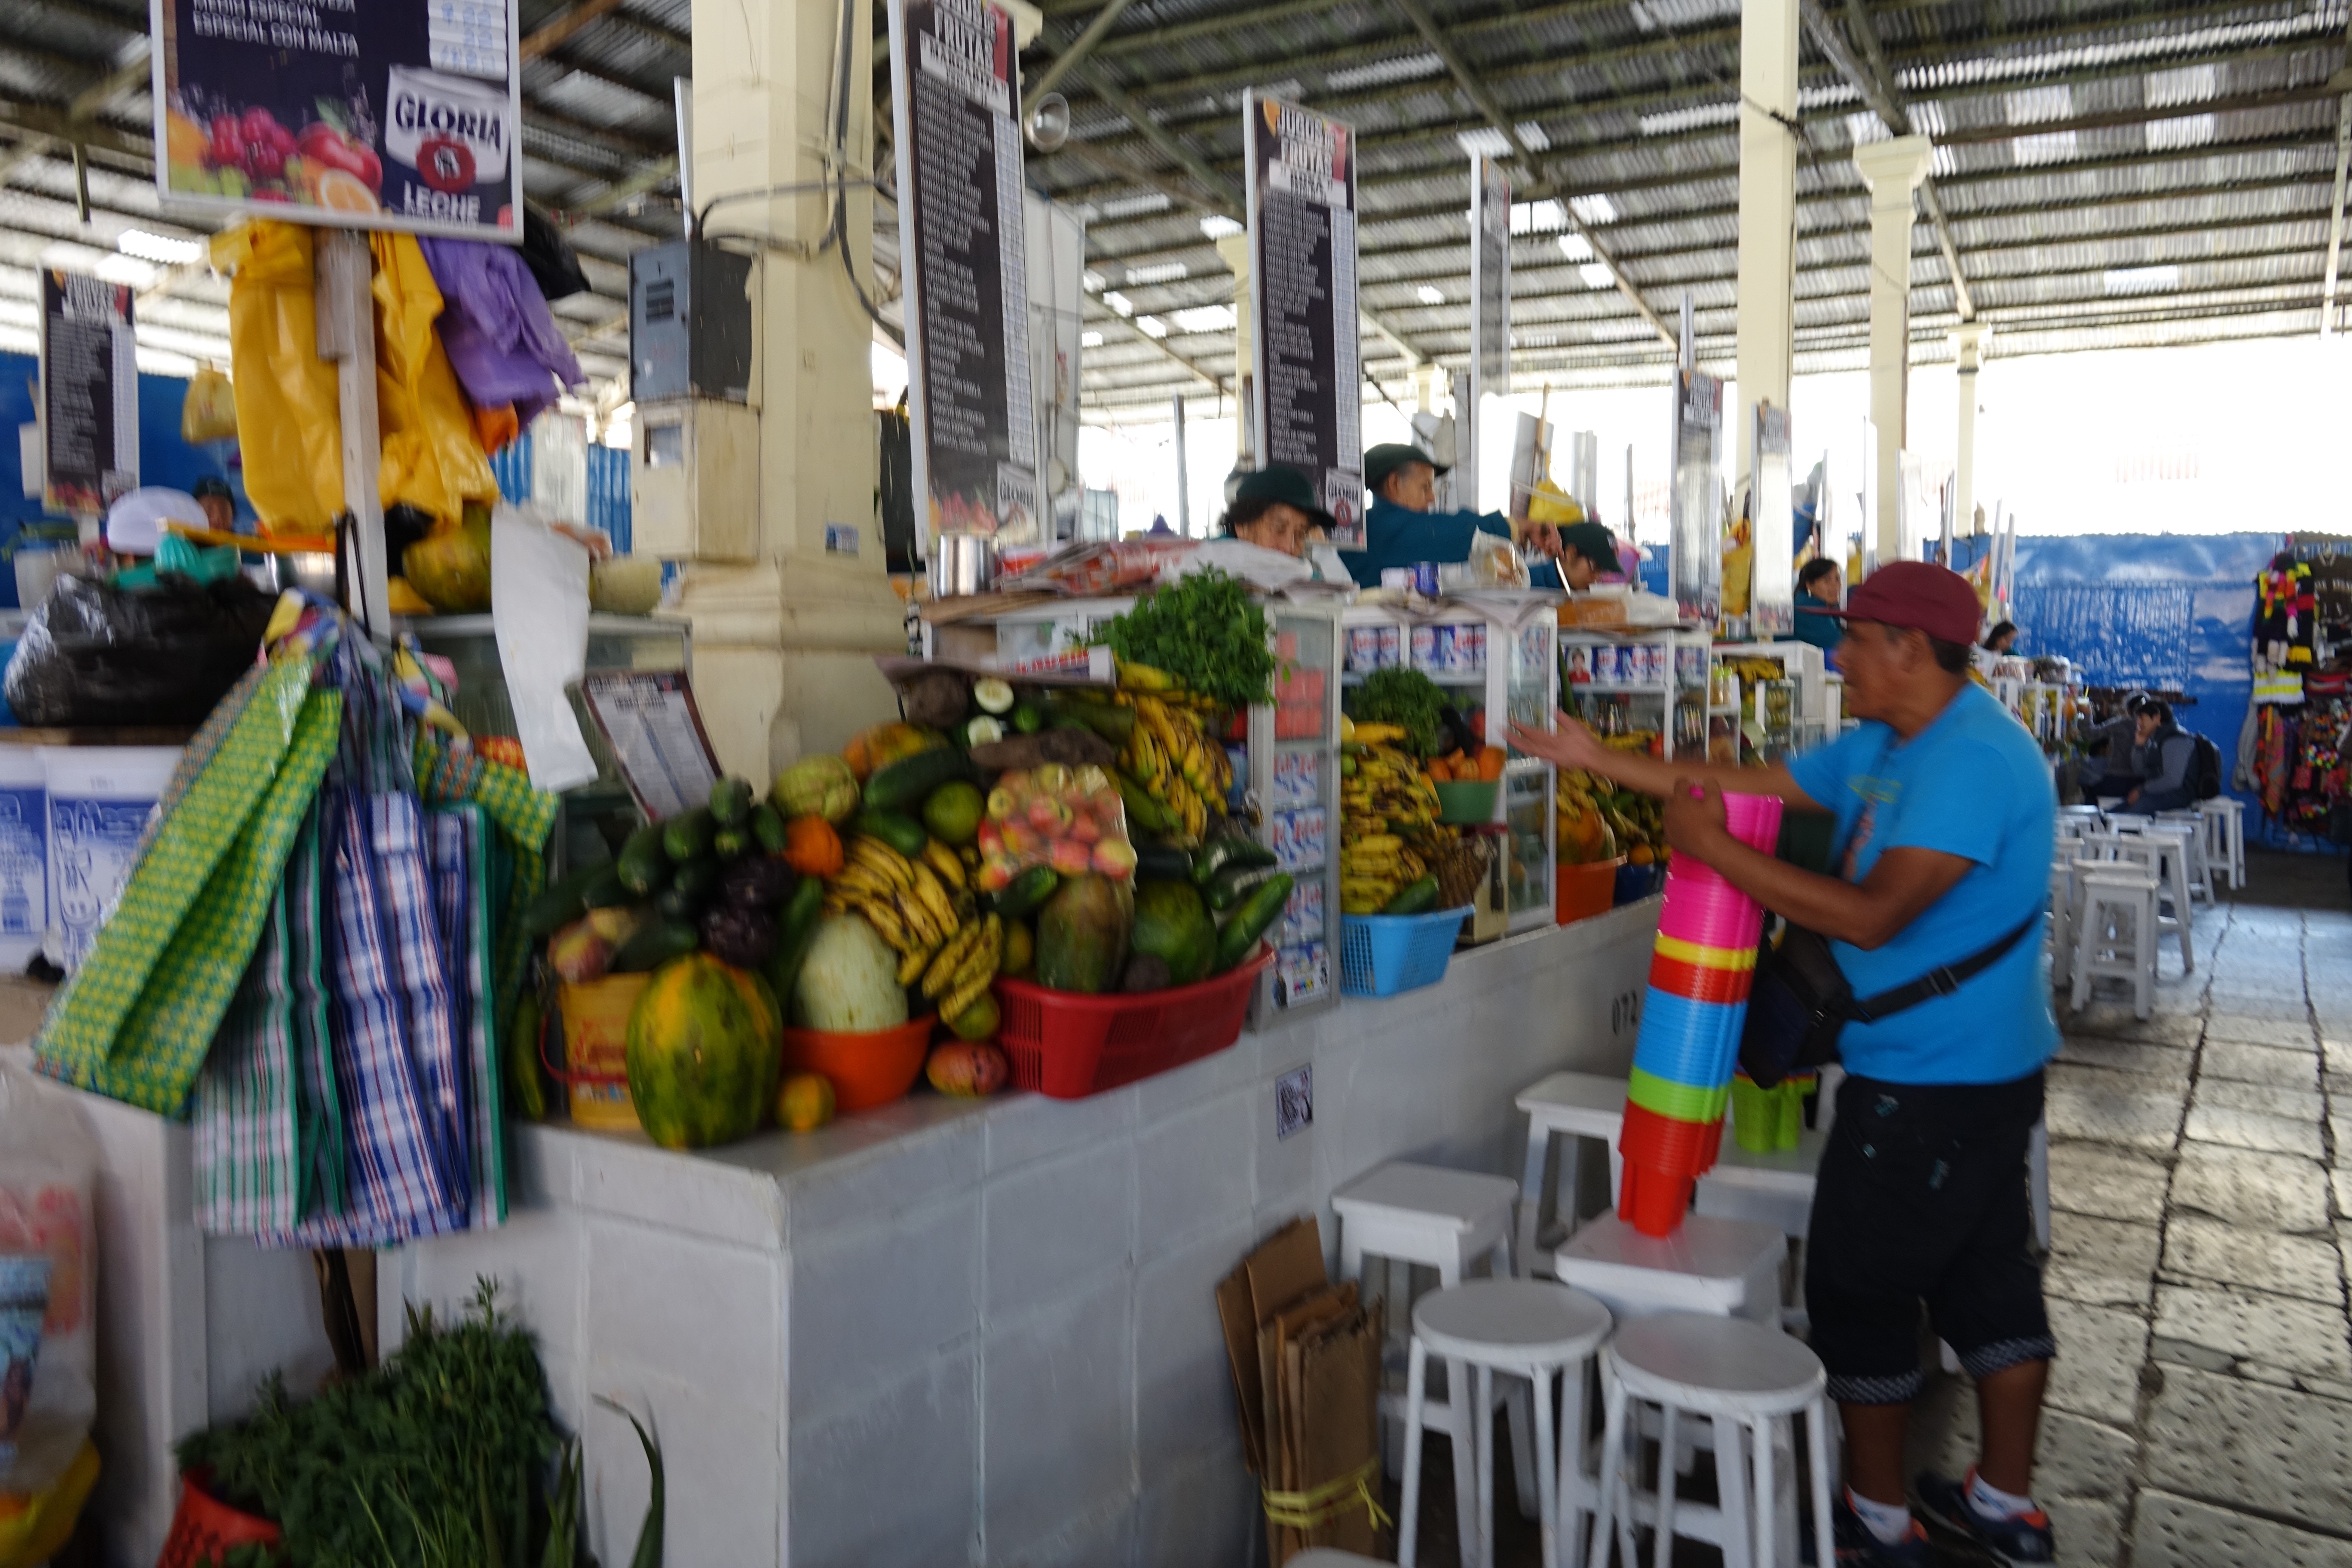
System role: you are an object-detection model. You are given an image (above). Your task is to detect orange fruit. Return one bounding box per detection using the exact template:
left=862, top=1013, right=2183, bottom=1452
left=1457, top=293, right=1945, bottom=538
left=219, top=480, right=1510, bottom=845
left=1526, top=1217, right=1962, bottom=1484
left=315, top=167, right=379, bottom=213
left=777, top=1071, right=836, bottom=1131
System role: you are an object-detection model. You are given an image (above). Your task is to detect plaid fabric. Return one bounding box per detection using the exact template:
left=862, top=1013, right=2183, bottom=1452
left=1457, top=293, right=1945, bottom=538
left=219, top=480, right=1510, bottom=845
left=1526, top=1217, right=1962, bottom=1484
left=190, top=881, right=298, bottom=1234
left=415, top=733, right=556, bottom=1035
left=40, top=687, right=343, bottom=1115
left=285, top=806, right=343, bottom=1220
left=432, top=804, right=505, bottom=1229
left=377, top=790, right=472, bottom=1226
left=37, top=655, right=317, bottom=1080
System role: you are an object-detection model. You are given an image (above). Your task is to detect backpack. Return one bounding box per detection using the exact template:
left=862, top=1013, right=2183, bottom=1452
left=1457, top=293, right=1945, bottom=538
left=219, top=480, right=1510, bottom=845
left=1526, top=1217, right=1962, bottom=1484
left=2191, top=732, right=2223, bottom=800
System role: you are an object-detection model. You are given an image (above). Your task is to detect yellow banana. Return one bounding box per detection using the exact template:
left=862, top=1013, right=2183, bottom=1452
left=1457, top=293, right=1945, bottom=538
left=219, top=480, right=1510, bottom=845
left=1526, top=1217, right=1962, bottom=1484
left=941, top=969, right=995, bottom=1022
left=921, top=839, right=968, bottom=892
left=923, top=922, right=984, bottom=997
left=1353, top=723, right=1408, bottom=745
left=854, top=895, right=912, bottom=952
left=894, top=889, right=945, bottom=949
left=830, top=863, right=895, bottom=901
left=1116, top=659, right=1177, bottom=692
left=897, top=940, right=937, bottom=988
left=850, top=838, right=914, bottom=892
left=910, top=862, right=959, bottom=934
left=949, top=913, right=1002, bottom=993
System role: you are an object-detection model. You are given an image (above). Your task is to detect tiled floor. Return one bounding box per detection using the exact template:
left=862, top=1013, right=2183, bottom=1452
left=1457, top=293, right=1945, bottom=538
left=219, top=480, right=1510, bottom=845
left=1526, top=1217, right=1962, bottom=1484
left=1401, top=848, right=2352, bottom=1566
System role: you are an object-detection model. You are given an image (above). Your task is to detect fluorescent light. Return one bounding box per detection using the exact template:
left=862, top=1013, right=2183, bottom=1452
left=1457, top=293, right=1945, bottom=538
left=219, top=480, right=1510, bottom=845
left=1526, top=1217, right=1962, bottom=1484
left=94, top=254, right=156, bottom=287
left=115, top=229, right=204, bottom=265
left=1168, top=304, right=1235, bottom=332
left=1198, top=215, right=1242, bottom=239
left=1557, top=233, right=1595, bottom=262
left=2104, top=265, right=2179, bottom=295
left=1416, top=285, right=1444, bottom=305
left=1639, top=101, right=1736, bottom=136
left=1122, top=260, right=1188, bottom=285
left=1509, top=199, right=1566, bottom=234
left=1569, top=193, right=1617, bottom=225
left=1136, top=315, right=1168, bottom=338
left=1081, top=330, right=1104, bottom=348
left=1103, top=290, right=1133, bottom=317
left=1324, top=52, right=1442, bottom=92
left=1083, top=270, right=1106, bottom=292
left=1455, top=123, right=1548, bottom=158
left=1097, top=192, right=1171, bottom=220
left=1578, top=262, right=1615, bottom=289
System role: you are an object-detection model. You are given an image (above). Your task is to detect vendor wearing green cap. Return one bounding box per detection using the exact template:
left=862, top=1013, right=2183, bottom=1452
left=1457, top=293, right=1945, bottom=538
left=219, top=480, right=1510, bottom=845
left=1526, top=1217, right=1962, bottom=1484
left=1348, top=441, right=1577, bottom=591
left=1219, top=465, right=1334, bottom=557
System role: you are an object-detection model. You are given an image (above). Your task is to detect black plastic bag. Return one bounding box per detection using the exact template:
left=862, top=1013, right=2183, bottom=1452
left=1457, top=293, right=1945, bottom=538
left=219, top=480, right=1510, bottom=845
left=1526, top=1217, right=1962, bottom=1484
left=4, top=573, right=276, bottom=727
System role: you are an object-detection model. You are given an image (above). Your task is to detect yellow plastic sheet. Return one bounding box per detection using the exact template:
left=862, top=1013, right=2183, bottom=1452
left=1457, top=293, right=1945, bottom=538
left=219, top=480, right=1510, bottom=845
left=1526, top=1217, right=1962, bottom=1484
left=0, top=1440, right=99, bottom=1568
left=371, top=233, right=498, bottom=532
left=214, top=222, right=343, bottom=534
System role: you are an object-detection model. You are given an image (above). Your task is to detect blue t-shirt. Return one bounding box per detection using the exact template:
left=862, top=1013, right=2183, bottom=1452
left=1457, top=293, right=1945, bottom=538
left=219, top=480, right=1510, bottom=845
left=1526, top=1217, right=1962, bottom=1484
left=1783, top=683, right=2058, bottom=1085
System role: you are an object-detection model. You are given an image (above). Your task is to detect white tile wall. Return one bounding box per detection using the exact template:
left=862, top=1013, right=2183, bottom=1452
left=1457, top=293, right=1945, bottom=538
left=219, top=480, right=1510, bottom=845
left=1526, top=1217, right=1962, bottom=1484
left=387, top=903, right=1663, bottom=1566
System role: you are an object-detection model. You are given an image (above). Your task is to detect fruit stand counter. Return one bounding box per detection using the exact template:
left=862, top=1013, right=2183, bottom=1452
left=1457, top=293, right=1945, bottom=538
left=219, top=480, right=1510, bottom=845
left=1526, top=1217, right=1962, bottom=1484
left=382, top=899, right=1663, bottom=1568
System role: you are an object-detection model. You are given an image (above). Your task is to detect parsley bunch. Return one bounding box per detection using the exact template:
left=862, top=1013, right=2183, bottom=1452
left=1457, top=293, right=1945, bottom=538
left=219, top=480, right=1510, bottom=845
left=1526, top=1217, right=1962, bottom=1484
left=1349, top=668, right=1449, bottom=757
left=1091, top=569, right=1275, bottom=709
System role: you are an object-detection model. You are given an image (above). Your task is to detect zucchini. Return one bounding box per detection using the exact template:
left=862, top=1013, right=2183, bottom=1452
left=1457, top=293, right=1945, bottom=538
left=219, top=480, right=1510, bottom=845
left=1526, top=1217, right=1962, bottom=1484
left=524, top=860, right=612, bottom=938
left=750, top=802, right=787, bottom=855
left=1381, top=875, right=1440, bottom=916
left=708, top=776, right=753, bottom=829
left=1133, top=841, right=1194, bottom=883
left=616, top=824, right=670, bottom=896
left=863, top=745, right=975, bottom=814
left=712, top=826, right=750, bottom=861
left=662, top=807, right=715, bottom=864
left=760, top=877, right=827, bottom=1004
left=987, top=865, right=1060, bottom=919
left=671, top=858, right=723, bottom=904
left=578, top=864, right=632, bottom=910
left=655, top=884, right=706, bottom=923
left=1215, top=873, right=1293, bottom=972
left=611, top=919, right=701, bottom=974
left=1191, top=832, right=1277, bottom=886
left=1207, top=861, right=1289, bottom=913
left=1048, top=696, right=1136, bottom=748
left=855, top=808, right=930, bottom=858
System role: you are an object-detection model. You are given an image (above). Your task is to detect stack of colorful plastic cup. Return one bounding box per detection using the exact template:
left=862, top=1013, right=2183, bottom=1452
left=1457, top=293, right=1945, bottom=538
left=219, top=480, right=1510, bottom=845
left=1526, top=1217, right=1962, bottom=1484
left=1617, top=789, right=1784, bottom=1235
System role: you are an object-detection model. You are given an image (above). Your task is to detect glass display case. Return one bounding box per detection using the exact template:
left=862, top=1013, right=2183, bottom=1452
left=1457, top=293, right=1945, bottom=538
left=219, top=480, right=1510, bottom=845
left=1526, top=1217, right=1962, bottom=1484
left=923, top=594, right=1346, bottom=1024
left=1341, top=600, right=1559, bottom=934
left=1710, top=641, right=1834, bottom=764
left=1559, top=628, right=1713, bottom=763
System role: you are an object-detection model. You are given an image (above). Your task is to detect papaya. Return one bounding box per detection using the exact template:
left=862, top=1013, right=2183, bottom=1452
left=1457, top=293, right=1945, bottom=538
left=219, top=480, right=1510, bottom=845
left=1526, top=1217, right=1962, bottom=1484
left=1130, top=879, right=1217, bottom=987
left=1033, top=873, right=1134, bottom=994
left=624, top=954, right=783, bottom=1150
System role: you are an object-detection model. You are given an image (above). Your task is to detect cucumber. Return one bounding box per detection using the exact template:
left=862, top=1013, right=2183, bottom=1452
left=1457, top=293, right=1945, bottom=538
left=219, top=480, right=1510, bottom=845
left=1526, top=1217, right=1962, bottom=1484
left=712, top=827, right=750, bottom=861
left=671, top=858, right=723, bottom=905
left=523, top=860, right=612, bottom=937
left=662, top=807, right=715, bottom=864
left=855, top=808, right=930, bottom=858
left=1381, top=874, right=1440, bottom=916
left=506, top=988, right=548, bottom=1121
left=1215, top=873, right=1293, bottom=972
left=750, top=802, right=787, bottom=854
left=1133, top=841, right=1194, bottom=883
left=1011, top=701, right=1045, bottom=735
left=1049, top=696, right=1136, bottom=747
left=760, top=877, right=827, bottom=1004
left=1115, top=771, right=1176, bottom=837
left=1191, top=832, right=1277, bottom=886
left=611, top=919, right=701, bottom=974
left=863, top=745, right=976, bottom=814
left=987, top=865, right=1060, bottom=919
left=655, top=884, right=706, bottom=923
left=1207, top=861, right=1289, bottom=913
left=578, top=864, right=632, bottom=910
left=617, top=824, right=670, bottom=896
left=709, top=776, right=753, bottom=829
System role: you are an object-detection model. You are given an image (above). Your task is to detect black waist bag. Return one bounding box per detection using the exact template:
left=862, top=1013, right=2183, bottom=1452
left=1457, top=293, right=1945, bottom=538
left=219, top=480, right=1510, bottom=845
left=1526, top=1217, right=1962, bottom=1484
left=1737, top=913, right=2040, bottom=1089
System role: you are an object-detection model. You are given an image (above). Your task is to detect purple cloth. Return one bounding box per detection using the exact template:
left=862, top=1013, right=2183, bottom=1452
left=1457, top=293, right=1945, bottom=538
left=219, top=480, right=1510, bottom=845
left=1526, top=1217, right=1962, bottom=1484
left=416, top=238, right=583, bottom=429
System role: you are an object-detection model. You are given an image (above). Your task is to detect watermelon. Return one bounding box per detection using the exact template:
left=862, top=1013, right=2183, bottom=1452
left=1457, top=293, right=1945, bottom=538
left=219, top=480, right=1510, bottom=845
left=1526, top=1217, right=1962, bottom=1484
left=1129, top=879, right=1217, bottom=987
left=624, top=953, right=784, bottom=1150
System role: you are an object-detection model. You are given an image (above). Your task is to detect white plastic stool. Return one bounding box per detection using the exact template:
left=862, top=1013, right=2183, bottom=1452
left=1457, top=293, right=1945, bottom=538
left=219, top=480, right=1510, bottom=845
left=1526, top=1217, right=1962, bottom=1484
left=2070, top=866, right=2159, bottom=1019
left=1587, top=1313, right=1834, bottom=1568
left=2081, top=837, right=2186, bottom=974
left=1516, top=1072, right=1630, bottom=1274
left=1334, top=1162, right=1537, bottom=1520
left=2048, top=858, right=2076, bottom=989
left=2137, top=824, right=2198, bottom=969
left=1553, top=1213, right=1788, bottom=1327
left=2155, top=811, right=2215, bottom=906
left=1400, top=1280, right=1614, bottom=1568
left=1694, top=1127, right=1826, bottom=1246
left=2202, top=796, right=2246, bottom=889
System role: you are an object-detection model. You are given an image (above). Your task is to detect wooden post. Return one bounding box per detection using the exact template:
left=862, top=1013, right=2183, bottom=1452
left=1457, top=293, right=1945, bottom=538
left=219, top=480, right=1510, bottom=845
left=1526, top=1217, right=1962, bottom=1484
left=314, top=229, right=389, bottom=642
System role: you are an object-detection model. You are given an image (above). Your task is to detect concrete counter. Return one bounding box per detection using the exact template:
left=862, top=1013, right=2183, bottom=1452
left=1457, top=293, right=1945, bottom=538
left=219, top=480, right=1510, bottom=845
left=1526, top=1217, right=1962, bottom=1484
left=385, top=898, right=1662, bottom=1568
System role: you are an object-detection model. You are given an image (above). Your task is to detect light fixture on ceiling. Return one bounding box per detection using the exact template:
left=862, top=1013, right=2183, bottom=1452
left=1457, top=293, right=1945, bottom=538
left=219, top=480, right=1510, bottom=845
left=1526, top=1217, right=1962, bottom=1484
left=1026, top=93, right=1070, bottom=151
left=115, top=229, right=204, bottom=265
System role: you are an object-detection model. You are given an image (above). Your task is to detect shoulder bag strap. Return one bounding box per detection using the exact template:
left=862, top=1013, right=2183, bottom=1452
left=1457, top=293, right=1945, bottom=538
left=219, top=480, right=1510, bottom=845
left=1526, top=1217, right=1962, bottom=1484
left=1844, top=910, right=2043, bottom=1024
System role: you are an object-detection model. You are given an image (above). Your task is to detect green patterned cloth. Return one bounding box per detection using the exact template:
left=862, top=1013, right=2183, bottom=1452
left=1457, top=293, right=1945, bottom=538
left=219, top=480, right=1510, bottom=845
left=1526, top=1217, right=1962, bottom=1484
left=37, top=655, right=316, bottom=1086
left=414, top=734, right=557, bottom=1036
left=39, top=688, right=343, bottom=1115
left=191, top=881, right=298, bottom=1233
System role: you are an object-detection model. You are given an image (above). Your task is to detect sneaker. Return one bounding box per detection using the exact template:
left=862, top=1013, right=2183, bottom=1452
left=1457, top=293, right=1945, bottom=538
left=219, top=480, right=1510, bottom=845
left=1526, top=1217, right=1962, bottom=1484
left=1915, top=1470, right=2057, bottom=1565
left=1832, top=1492, right=1934, bottom=1566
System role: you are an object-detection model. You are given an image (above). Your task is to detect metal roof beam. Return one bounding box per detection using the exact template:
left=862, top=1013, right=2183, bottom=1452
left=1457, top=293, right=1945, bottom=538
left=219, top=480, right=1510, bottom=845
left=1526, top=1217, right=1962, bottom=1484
left=2316, top=56, right=2350, bottom=333
left=1028, top=0, right=1142, bottom=111
left=521, top=0, right=634, bottom=61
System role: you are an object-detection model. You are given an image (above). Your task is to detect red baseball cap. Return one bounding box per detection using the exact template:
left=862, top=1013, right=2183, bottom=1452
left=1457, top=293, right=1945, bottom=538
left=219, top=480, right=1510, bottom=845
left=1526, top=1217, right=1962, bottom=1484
left=1798, top=559, right=1981, bottom=646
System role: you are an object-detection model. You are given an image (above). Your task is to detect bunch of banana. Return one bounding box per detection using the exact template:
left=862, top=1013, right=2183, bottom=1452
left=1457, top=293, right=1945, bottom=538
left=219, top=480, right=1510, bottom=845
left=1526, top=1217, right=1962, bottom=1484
left=1340, top=744, right=1440, bottom=841
left=1340, top=833, right=1430, bottom=914
left=1115, top=660, right=1222, bottom=714
left=1117, top=692, right=1228, bottom=842
left=920, top=912, right=1003, bottom=1023
left=826, top=835, right=974, bottom=985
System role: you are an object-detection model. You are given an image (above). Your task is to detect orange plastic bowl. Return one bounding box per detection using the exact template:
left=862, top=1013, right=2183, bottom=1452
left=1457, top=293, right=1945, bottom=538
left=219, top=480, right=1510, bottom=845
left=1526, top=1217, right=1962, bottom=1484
left=779, top=1015, right=936, bottom=1113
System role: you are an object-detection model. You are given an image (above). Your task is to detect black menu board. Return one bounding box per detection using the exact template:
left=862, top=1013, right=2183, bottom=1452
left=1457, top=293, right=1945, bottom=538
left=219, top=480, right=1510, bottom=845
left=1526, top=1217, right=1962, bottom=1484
left=1246, top=94, right=1362, bottom=548
left=40, top=271, right=136, bottom=516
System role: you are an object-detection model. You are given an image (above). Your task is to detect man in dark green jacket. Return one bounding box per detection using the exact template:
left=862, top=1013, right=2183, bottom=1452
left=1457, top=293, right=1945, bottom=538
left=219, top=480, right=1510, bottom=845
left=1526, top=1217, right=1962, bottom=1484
left=1344, top=442, right=1582, bottom=591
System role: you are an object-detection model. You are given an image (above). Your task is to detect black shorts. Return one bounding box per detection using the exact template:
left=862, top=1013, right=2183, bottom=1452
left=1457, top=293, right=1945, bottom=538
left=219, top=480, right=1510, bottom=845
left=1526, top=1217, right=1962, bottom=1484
left=1804, top=1069, right=2054, bottom=1406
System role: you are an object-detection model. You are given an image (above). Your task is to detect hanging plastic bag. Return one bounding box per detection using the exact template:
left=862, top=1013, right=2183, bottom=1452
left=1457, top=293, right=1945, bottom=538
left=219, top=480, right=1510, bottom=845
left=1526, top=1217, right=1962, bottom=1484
left=0, top=1062, right=98, bottom=1501
left=180, top=363, right=238, bottom=445
left=371, top=233, right=498, bottom=533
left=3, top=574, right=275, bottom=728
left=212, top=223, right=343, bottom=534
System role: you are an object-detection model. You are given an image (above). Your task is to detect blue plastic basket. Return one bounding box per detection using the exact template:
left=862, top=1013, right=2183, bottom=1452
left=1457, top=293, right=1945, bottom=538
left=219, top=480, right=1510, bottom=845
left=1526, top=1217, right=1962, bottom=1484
left=1341, top=906, right=1473, bottom=998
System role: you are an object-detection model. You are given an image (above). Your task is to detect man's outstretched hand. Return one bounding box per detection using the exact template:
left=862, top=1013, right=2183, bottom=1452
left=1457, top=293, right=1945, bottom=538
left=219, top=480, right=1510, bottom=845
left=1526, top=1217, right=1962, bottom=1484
left=1664, top=777, right=1730, bottom=858
left=1507, top=712, right=1610, bottom=775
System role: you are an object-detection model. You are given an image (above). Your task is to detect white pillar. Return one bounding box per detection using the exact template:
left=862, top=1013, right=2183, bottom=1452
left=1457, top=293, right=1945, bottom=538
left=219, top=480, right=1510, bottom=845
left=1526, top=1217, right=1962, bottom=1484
left=1951, top=321, right=1990, bottom=549
left=1853, top=135, right=1932, bottom=567
left=1171, top=393, right=1190, bottom=534
left=681, top=0, right=904, bottom=781
left=1734, top=0, right=1800, bottom=484
left=1214, top=232, right=1253, bottom=464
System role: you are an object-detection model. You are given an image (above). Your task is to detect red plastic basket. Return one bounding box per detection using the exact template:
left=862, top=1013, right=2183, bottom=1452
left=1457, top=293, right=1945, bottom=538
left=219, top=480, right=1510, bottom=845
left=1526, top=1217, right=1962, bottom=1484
left=157, top=1470, right=281, bottom=1568
left=994, top=946, right=1274, bottom=1099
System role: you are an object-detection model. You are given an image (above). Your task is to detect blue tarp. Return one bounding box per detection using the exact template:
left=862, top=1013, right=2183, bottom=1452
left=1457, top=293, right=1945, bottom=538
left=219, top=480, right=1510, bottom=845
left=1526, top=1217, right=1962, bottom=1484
left=487, top=432, right=632, bottom=554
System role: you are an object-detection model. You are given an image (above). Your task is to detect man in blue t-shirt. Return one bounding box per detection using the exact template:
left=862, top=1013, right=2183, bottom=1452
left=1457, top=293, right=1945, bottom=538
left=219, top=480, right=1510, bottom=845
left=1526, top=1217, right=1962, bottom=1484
left=1513, top=560, right=2059, bottom=1568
